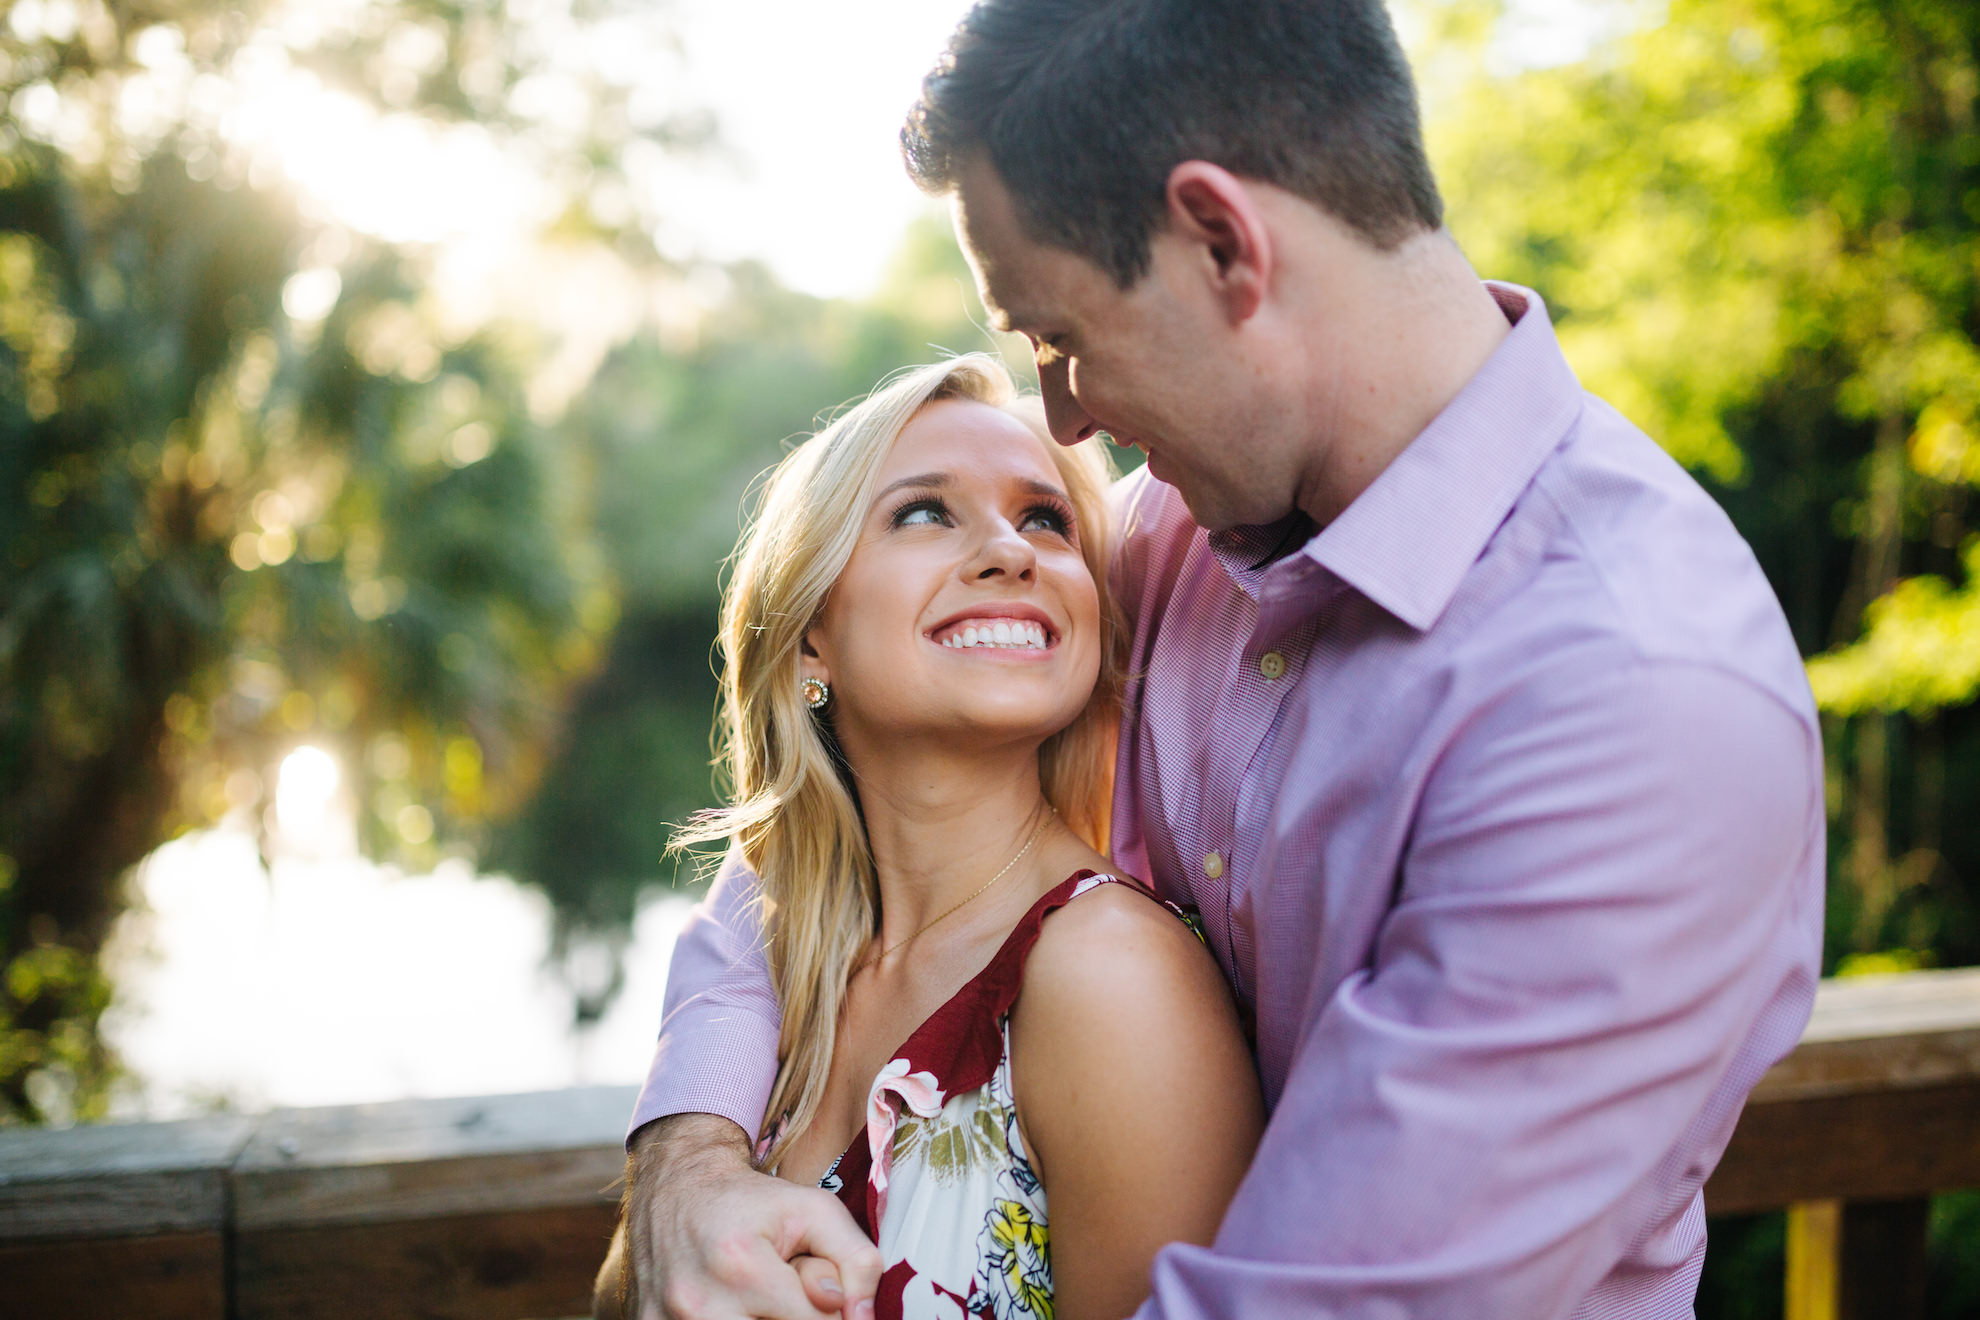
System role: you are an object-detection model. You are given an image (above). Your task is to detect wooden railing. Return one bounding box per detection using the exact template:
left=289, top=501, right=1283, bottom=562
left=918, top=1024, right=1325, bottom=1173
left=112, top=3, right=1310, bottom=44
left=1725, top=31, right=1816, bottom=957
left=3, top=967, right=1977, bottom=1320
left=1706, top=966, right=1980, bottom=1319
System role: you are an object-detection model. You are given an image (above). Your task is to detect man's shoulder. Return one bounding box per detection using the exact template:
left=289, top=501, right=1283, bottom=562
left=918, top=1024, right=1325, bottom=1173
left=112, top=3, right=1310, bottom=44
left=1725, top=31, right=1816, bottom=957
left=1505, top=393, right=1810, bottom=712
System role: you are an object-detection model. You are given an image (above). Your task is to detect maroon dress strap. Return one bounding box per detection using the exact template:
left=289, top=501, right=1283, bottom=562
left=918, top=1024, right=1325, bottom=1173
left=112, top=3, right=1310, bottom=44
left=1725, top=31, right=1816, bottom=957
left=873, top=871, right=1153, bottom=1100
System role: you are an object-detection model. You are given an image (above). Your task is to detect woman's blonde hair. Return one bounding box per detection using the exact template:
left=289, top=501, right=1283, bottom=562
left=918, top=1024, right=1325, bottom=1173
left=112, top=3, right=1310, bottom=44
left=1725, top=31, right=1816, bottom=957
left=676, top=353, right=1122, bottom=1166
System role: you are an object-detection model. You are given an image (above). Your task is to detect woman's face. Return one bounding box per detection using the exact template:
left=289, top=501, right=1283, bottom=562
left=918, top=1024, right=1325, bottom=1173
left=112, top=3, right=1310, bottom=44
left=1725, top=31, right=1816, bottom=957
left=804, top=398, right=1102, bottom=762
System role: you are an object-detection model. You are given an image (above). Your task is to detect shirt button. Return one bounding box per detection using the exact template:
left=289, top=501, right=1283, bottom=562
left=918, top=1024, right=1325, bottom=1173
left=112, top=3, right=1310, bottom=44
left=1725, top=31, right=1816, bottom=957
left=1203, top=851, right=1225, bottom=880
left=1258, top=650, right=1286, bottom=681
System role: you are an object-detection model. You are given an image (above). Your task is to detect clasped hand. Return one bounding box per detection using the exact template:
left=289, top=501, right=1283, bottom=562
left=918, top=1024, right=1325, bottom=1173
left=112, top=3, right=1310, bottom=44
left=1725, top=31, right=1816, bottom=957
left=611, top=1114, right=883, bottom=1320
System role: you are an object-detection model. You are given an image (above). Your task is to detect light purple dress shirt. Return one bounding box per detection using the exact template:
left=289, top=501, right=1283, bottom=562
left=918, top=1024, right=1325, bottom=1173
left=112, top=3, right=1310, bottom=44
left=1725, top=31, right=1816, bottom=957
left=630, top=285, right=1826, bottom=1319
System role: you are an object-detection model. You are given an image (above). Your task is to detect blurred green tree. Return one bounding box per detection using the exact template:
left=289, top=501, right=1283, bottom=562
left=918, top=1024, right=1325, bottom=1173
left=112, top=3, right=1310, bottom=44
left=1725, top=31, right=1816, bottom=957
left=0, top=0, right=698, bottom=1124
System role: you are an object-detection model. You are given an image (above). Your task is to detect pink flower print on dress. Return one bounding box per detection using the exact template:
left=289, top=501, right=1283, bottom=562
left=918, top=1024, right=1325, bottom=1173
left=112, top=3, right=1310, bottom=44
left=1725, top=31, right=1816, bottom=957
left=1068, top=874, right=1109, bottom=902
left=866, top=1056, right=946, bottom=1221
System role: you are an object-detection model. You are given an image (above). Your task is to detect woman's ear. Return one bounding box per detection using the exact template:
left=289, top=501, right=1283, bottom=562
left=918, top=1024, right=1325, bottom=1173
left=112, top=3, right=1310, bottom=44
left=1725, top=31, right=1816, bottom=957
left=798, top=631, right=828, bottom=687
left=1163, top=161, right=1272, bottom=325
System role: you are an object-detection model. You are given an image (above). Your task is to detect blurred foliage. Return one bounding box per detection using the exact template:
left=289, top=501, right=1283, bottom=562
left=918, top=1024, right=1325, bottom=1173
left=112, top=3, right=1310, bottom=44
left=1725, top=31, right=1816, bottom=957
left=0, top=0, right=695, bottom=1124
left=1932, top=1190, right=1980, bottom=1318
left=1692, top=1212, right=1786, bottom=1320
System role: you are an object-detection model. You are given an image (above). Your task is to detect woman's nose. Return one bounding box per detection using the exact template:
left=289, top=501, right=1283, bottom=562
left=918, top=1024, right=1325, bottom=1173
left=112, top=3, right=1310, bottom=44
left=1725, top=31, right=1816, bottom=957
left=970, top=518, right=1037, bottom=581
left=1038, top=357, right=1099, bottom=446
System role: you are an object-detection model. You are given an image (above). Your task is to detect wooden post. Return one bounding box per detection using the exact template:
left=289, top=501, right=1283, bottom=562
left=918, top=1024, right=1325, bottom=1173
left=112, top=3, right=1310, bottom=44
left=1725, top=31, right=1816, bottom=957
left=1783, top=1196, right=1930, bottom=1320
left=1785, top=1200, right=1840, bottom=1320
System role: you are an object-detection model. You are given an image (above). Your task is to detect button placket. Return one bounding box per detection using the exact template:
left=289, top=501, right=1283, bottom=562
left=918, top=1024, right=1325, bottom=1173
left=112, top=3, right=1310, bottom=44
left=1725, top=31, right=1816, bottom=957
left=1152, top=536, right=1320, bottom=991
left=1221, top=613, right=1321, bottom=1010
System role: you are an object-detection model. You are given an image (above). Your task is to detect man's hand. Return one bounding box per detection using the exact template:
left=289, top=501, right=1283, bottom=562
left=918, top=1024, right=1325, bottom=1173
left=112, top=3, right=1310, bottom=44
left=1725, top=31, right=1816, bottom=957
left=612, top=1112, right=883, bottom=1320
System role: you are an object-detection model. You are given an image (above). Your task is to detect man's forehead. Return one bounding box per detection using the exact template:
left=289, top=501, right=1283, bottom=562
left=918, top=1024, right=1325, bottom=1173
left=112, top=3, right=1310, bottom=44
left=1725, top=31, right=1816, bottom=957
left=956, top=231, right=1064, bottom=336
left=950, top=157, right=1051, bottom=330
left=955, top=244, right=1024, bottom=333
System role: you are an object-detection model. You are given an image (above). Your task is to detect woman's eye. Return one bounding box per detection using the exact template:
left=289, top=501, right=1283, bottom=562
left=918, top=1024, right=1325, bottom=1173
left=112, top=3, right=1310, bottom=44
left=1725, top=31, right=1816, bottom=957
left=891, top=498, right=950, bottom=528
left=1020, top=505, right=1072, bottom=535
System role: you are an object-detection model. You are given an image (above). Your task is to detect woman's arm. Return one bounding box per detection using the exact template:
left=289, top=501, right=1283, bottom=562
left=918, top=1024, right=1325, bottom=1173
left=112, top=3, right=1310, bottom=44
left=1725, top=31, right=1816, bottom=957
left=1010, top=885, right=1264, bottom=1320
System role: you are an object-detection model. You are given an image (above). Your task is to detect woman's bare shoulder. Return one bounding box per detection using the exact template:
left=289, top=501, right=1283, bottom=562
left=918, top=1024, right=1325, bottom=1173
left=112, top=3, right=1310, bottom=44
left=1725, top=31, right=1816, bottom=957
left=1006, top=875, right=1262, bottom=1318
left=1014, top=877, right=1239, bottom=1055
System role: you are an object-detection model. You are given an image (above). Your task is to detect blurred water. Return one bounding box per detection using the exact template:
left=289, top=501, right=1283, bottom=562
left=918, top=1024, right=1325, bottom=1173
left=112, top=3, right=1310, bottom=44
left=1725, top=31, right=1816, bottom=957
left=99, top=827, right=693, bottom=1121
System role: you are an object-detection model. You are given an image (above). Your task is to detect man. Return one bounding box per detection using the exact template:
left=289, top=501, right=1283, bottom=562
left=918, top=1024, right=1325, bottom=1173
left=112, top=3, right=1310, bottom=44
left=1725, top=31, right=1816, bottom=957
left=606, top=2, right=1825, bottom=1317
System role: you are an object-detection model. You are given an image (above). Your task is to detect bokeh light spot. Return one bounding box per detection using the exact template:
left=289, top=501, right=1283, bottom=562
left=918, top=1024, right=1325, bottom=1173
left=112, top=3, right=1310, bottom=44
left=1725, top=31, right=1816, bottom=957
left=277, top=746, right=340, bottom=835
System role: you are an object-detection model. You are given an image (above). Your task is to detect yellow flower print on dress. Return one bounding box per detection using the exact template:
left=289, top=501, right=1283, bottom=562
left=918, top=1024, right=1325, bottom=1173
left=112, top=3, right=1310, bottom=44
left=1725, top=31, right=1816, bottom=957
left=978, top=1197, right=1052, bottom=1320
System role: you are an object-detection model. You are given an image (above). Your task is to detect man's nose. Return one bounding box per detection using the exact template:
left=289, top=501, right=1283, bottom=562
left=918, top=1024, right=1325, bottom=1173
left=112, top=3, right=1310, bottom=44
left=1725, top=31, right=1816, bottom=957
left=1038, top=357, right=1099, bottom=446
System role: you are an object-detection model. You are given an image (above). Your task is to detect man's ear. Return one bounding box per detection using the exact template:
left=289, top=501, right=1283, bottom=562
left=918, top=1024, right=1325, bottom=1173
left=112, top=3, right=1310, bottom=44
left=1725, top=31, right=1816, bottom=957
left=1164, top=161, right=1272, bottom=325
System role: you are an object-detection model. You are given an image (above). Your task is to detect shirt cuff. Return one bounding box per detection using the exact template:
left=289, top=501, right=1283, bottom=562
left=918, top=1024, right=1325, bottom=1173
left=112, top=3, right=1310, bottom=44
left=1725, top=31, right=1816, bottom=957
left=625, top=1000, right=782, bottom=1146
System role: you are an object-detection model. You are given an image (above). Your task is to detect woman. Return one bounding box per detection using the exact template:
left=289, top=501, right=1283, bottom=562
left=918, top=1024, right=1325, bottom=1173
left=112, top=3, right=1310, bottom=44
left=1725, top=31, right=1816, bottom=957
left=611, top=355, right=1262, bottom=1320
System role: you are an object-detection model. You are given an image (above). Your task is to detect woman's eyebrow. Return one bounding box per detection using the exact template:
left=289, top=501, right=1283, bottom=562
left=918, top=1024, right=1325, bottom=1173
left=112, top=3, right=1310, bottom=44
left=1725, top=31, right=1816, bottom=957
left=870, top=471, right=1069, bottom=507
left=872, top=472, right=952, bottom=505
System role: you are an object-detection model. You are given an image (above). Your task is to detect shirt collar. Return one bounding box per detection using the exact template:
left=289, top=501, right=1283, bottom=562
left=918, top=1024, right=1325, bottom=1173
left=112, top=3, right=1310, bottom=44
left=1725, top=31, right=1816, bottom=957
left=1204, top=512, right=1316, bottom=603
left=1294, top=282, right=1584, bottom=631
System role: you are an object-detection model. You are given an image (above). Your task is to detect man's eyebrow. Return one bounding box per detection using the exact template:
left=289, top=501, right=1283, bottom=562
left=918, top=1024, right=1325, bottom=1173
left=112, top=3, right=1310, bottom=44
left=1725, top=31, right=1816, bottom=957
left=872, top=471, right=952, bottom=504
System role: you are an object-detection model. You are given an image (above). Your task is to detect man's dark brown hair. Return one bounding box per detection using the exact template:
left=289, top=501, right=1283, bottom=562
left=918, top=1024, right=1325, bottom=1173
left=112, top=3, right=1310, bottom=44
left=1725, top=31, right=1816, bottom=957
left=903, top=0, right=1444, bottom=287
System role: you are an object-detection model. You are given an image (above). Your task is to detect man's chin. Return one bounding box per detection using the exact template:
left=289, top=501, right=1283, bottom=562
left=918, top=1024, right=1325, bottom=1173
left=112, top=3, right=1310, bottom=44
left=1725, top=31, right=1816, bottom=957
left=1146, top=452, right=1204, bottom=507
left=1166, top=476, right=1291, bottom=536
left=1170, top=485, right=1245, bottom=534
left=1143, top=453, right=1277, bottom=530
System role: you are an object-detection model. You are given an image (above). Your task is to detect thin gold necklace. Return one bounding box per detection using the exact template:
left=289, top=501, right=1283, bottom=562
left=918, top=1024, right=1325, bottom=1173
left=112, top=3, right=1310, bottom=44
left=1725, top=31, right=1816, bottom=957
left=861, top=805, right=1055, bottom=972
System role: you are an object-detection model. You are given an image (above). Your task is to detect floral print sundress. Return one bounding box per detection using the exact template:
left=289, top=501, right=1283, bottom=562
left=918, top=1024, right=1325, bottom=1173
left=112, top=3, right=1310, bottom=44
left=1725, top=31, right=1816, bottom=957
left=807, top=870, right=1182, bottom=1320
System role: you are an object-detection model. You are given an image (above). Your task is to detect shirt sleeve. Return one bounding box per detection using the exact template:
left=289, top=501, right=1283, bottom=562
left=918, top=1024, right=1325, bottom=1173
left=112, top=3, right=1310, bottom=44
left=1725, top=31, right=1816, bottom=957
left=1140, top=658, right=1825, bottom=1319
left=626, top=841, right=783, bottom=1145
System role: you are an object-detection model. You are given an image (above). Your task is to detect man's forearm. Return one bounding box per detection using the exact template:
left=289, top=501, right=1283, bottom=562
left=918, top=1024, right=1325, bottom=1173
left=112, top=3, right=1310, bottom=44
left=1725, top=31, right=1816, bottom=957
left=631, top=1111, right=757, bottom=1185
left=623, top=1114, right=758, bottom=1316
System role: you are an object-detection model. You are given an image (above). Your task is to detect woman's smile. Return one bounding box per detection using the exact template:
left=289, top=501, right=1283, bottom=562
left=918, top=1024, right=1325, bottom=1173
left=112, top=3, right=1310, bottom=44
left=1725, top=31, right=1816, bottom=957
left=929, top=607, right=1058, bottom=653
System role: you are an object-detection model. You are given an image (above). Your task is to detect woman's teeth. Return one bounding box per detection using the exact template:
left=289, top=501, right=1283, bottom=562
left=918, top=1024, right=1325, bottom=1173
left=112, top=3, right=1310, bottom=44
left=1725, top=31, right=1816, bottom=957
left=940, top=620, right=1050, bottom=650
